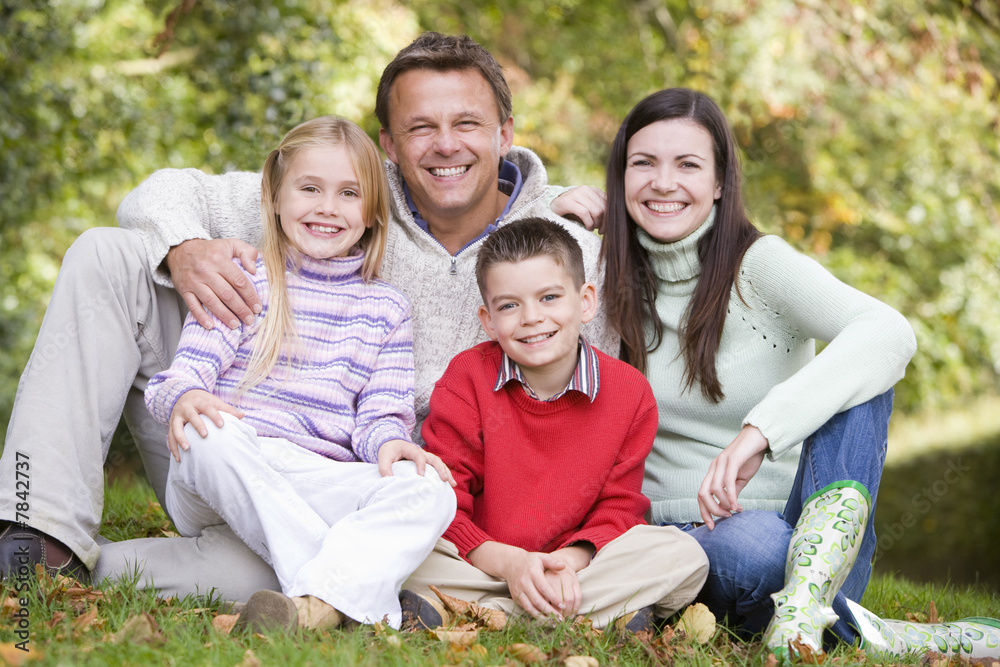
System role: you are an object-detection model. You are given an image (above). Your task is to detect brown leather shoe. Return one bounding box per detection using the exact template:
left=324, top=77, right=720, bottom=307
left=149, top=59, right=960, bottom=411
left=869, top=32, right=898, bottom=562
left=0, top=520, right=91, bottom=585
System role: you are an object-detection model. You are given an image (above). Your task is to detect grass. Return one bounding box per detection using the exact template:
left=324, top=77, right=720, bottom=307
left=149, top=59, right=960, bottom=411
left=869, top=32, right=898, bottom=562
left=1, top=477, right=997, bottom=666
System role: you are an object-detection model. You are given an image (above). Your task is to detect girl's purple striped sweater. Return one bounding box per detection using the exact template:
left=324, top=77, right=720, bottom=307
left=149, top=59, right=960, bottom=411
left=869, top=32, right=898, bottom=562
left=145, top=251, right=415, bottom=464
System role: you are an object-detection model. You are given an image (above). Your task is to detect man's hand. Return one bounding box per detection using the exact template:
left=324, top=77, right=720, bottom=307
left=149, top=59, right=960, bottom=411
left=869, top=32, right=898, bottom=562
left=167, top=389, right=244, bottom=462
left=697, top=425, right=769, bottom=529
left=166, top=238, right=261, bottom=329
left=551, top=186, right=607, bottom=232
left=376, top=439, right=456, bottom=487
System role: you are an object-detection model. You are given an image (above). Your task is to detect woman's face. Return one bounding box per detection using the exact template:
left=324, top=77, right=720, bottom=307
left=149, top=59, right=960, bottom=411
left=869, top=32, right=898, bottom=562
left=624, top=119, right=722, bottom=243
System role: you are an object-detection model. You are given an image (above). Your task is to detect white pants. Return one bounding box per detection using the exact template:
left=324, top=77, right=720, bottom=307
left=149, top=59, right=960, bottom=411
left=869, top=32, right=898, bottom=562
left=166, top=415, right=456, bottom=628
left=404, top=525, right=709, bottom=628
left=0, top=227, right=281, bottom=600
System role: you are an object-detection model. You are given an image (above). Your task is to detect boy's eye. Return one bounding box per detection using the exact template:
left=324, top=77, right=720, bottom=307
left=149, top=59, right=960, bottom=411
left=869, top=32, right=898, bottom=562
left=497, top=302, right=516, bottom=311
left=541, top=294, right=559, bottom=302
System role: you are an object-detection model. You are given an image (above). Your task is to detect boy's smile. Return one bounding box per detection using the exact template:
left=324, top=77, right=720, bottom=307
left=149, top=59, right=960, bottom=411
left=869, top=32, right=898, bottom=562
left=478, top=255, right=597, bottom=400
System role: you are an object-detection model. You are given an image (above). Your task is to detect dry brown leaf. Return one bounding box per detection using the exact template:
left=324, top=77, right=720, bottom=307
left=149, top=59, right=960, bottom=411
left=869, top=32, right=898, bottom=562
left=790, top=637, right=825, bottom=664
left=434, top=628, right=478, bottom=646
left=212, top=614, right=239, bottom=635
left=564, top=656, right=599, bottom=667
left=928, top=599, right=939, bottom=624
left=468, top=644, right=488, bottom=659
left=46, top=611, right=67, bottom=628
left=507, top=643, right=547, bottom=663
left=113, top=612, right=164, bottom=645
left=679, top=602, right=717, bottom=644
left=430, top=585, right=474, bottom=616
left=385, top=634, right=402, bottom=648
left=0, top=643, right=42, bottom=666
left=0, top=599, right=19, bottom=617
left=429, top=584, right=507, bottom=630
left=72, top=607, right=99, bottom=634
left=237, top=649, right=262, bottom=667
left=764, top=652, right=779, bottom=667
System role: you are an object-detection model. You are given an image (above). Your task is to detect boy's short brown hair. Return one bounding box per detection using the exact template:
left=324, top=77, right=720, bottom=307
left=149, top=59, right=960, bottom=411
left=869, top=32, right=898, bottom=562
left=475, top=218, right=586, bottom=301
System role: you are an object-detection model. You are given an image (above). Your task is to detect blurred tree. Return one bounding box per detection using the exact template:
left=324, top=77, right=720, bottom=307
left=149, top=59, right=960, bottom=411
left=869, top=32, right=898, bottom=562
left=1, top=0, right=998, bottom=447
left=0, top=0, right=419, bottom=444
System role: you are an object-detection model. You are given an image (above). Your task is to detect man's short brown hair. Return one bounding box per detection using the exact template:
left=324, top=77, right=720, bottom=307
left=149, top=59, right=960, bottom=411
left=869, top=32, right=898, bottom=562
left=375, top=32, right=512, bottom=132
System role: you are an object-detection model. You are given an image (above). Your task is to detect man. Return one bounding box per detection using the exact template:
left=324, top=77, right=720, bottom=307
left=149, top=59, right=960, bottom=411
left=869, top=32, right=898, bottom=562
left=0, top=32, right=614, bottom=599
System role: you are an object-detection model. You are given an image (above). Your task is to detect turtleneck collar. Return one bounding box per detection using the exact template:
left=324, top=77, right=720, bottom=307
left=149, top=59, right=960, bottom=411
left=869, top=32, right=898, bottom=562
left=637, top=206, right=716, bottom=283
left=287, top=248, right=365, bottom=283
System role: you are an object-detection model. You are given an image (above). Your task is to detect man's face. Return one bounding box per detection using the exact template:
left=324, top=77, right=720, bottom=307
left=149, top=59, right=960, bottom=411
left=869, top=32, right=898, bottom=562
left=379, top=68, right=514, bottom=231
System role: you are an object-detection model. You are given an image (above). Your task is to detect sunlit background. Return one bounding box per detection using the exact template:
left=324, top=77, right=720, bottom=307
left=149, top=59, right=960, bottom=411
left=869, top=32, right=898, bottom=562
left=2, top=0, right=998, bottom=594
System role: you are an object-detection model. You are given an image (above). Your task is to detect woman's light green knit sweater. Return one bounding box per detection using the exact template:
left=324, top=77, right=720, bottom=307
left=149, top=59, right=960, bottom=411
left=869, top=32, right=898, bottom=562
left=641, top=213, right=917, bottom=525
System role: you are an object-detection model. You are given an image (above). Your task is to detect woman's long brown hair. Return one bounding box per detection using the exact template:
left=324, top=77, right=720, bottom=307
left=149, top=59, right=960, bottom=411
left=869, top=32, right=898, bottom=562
left=601, top=88, right=759, bottom=402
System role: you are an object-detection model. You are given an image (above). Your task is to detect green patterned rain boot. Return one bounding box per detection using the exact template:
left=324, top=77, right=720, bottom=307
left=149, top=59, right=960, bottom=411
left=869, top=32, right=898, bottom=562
left=763, top=481, right=872, bottom=661
left=846, top=599, right=1000, bottom=659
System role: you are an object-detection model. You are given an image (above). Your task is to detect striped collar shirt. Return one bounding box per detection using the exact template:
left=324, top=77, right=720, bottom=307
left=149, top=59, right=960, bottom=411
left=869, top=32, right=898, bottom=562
left=493, top=337, right=600, bottom=402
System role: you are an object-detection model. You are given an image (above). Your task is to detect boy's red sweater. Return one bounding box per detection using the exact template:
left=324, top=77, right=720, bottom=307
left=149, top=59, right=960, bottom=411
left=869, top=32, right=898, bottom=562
left=422, top=341, right=657, bottom=559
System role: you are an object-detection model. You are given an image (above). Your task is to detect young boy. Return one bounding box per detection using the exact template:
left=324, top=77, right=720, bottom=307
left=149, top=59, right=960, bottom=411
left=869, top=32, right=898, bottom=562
left=402, top=218, right=708, bottom=630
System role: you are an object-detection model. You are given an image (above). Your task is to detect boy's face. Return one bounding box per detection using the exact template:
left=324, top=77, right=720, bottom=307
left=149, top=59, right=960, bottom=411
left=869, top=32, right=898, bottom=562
left=478, top=255, right=597, bottom=395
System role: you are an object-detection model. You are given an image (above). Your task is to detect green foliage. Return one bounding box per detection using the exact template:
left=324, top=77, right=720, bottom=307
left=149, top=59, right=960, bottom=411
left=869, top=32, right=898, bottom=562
left=2, top=0, right=999, bottom=444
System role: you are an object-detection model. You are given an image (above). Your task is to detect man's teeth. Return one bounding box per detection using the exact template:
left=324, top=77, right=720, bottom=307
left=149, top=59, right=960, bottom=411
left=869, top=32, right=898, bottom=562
left=647, top=202, right=686, bottom=213
left=430, top=166, right=469, bottom=177
left=520, top=332, right=555, bottom=344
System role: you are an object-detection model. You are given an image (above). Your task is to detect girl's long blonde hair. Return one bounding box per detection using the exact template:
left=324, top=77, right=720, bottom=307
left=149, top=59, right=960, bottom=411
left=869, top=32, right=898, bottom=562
left=239, top=116, right=390, bottom=394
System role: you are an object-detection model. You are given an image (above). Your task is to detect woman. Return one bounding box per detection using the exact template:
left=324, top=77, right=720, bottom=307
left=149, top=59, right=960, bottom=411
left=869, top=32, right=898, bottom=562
left=600, top=88, right=999, bottom=660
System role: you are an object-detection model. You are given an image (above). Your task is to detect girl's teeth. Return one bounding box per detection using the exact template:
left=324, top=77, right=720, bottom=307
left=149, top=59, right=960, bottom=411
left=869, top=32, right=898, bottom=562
left=430, top=166, right=468, bottom=177
left=308, top=224, right=339, bottom=235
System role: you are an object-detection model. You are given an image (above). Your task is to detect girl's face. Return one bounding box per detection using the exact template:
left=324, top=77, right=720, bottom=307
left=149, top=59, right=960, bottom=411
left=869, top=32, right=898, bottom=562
left=277, top=144, right=368, bottom=260
left=624, top=119, right=722, bottom=244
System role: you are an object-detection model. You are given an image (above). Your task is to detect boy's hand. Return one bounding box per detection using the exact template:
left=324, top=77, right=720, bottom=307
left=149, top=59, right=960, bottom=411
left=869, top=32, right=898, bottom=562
left=502, top=550, right=574, bottom=620
left=697, top=424, right=769, bottom=529
left=168, top=389, right=244, bottom=461
left=542, top=565, right=583, bottom=618
left=376, top=439, right=456, bottom=487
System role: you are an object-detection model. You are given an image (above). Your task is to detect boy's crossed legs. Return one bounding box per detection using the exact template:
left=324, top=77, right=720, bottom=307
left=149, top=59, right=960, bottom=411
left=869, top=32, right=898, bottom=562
left=404, top=525, right=707, bottom=628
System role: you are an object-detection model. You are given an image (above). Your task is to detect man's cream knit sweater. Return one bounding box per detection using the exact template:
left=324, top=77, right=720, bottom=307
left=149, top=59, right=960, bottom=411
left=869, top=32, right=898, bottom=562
left=117, top=146, right=617, bottom=432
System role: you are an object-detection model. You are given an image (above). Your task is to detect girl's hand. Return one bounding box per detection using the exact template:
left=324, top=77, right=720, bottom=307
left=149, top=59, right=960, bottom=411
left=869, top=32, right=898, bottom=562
left=167, top=389, right=244, bottom=461
left=697, top=425, right=769, bottom=529
left=376, top=439, right=457, bottom=487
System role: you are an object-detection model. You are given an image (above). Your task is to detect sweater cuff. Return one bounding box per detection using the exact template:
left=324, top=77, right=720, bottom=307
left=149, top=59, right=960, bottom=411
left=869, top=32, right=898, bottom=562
left=444, top=519, right=494, bottom=560
left=560, top=523, right=633, bottom=555
left=357, top=420, right=411, bottom=464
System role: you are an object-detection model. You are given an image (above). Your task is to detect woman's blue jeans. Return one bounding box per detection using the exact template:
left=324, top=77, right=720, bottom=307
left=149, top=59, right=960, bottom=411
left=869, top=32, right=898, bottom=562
left=668, top=389, right=893, bottom=646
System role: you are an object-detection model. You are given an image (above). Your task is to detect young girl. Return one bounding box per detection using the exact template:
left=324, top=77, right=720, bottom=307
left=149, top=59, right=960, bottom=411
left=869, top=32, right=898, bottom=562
left=144, top=116, right=456, bottom=632
left=601, top=88, right=999, bottom=660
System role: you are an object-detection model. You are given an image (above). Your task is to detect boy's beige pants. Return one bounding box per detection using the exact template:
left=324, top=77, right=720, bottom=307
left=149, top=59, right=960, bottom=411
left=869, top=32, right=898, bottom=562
left=404, top=524, right=708, bottom=627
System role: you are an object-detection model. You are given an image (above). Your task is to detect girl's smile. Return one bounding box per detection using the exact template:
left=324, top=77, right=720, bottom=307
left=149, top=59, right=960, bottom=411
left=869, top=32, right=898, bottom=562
left=278, top=144, right=368, bottom=260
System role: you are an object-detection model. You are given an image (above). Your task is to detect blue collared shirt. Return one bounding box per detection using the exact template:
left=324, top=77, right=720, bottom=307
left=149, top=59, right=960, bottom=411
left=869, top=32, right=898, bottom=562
left=493, top=337, right=601, bottom=402
left=403, top=160, right=524, bottom=255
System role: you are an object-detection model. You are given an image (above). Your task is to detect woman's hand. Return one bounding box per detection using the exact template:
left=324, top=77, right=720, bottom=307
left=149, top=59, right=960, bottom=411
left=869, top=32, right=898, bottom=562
left=167, top=389, right=244, bottom=461
left=376, top=439, right=457, bottom=487
left=550, top=186, right=607, bottom=232
left=697, top=425, right=769, bottom=529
